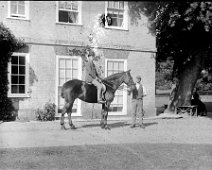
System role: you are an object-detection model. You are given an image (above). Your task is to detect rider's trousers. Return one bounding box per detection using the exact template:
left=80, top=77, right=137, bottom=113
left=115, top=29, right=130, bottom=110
left=92, top=79, right=103, bottom=101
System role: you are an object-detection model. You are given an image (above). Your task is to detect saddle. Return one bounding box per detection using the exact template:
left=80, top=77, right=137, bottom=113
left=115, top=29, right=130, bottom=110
left=85, top=82, right=107, bottom=99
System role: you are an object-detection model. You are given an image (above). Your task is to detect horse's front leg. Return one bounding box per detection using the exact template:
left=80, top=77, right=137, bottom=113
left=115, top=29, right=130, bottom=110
left=103, top=103, right=111, bottom=130
left=100, top=104, right=105, bottom=129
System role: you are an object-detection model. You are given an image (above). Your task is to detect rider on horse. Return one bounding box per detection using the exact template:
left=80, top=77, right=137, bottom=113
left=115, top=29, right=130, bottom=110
left=85, top=50, right=106, bottom=104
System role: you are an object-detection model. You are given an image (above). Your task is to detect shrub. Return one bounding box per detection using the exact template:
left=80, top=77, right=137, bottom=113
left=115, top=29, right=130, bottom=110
left=0, top=22, right=25, bottom=121
left=35, top=102, right=56, bottom=121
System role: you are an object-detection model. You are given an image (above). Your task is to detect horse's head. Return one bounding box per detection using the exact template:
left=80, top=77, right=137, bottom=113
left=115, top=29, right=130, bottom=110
left=123, top=70, right=135, bottom=88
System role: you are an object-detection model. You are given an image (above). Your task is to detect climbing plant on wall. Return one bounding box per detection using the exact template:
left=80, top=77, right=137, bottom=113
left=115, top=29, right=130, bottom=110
left=0, top=23, right=25, bottom=120
left=68, top=45, right=101, bottom=68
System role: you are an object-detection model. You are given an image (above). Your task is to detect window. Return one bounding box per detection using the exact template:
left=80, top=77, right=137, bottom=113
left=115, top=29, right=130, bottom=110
left=56, top=56, right=82, bottom=116
left=8, top=53, right=29, bottom=97
left=105, top=1, right=128, bottom=29
left=57, top=1, right=82, bottom=24
left=105, top=59, right=127, bottom=115
left=8, top=1, right=29, bottom=20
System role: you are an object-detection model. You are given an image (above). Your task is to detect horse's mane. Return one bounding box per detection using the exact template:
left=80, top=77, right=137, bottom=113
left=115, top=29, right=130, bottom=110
left=104, top=71, right=125, bottom=81
left=102, top=71, right=126, bottom=87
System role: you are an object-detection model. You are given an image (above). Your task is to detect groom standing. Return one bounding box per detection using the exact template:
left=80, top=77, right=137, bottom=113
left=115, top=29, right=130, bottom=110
left=128, top=75, right=147, bottom=128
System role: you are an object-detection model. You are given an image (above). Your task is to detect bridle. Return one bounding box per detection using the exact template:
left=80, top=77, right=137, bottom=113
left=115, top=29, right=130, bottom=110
left=102, top=73, right=135, bottom=91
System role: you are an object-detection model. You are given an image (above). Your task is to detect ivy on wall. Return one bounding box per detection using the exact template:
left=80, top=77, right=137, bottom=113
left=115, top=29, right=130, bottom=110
left=0, top=23, right=25, bottom=120
left=68, top=45, right=101, bottom=67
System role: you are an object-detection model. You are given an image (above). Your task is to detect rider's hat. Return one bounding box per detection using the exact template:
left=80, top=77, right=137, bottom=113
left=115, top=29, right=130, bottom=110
left=136, top=75, right=141, bottom=80
left=88, top=50, right=95, bottom=57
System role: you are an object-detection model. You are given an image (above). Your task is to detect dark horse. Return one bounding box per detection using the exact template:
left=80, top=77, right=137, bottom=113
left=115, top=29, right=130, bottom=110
left=60, top=70, right=135, bottom=130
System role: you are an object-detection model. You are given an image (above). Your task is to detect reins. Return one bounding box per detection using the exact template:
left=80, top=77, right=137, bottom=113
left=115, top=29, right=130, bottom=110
left=102, top=78, right=135, bottom=92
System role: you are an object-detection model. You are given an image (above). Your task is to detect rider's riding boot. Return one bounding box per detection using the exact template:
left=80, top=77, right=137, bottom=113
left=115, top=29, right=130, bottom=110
left=97, top=88, right=105, bottom=103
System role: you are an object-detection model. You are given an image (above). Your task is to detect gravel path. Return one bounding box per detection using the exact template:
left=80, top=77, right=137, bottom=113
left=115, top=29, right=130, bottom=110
left=1, top=117, right=212, bottom=170
left=1, top=117, right=212, bottom=148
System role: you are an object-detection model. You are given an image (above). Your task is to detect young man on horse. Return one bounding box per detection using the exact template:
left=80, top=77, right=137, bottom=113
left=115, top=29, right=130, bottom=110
left=85, top=50, right=106, bottom=104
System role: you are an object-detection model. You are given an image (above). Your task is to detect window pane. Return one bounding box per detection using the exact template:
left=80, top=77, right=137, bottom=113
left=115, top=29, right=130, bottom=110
left=18, top=4, right=25, bottom=15
left=59, top=1, right=65, bottom=9
left=19, top=66, right=25, bottom=74
left=59, top=78, right=65, bottom=86
left=114, top=62, right=118, bottom=70
left=118, top=12, right=124, bottom=18
left=68, top=11, right=78, bottom=23
left=59, top=59, right=65, bottom=68
left=19, top=56, right=25, bottom=65
left=19, top=76, right=25, bottom=84
left=12, top=66, right=18, bottom=74
left=59, top=69, right=65, bottom=78
left=59, top=10, right=69, bottom=22
left=12, top=85, right=18, bottom=93
left=72, top=59, right=78, bottom=68
left=11, top=76, right=18, bottom=84
left=114, top=1, right=118, bottom=8
left=19, top=85, right=25, bottom=93
left=11, top=4, right=17, bottom=14
left=119, top=62, right=124, bottom=71
left=118, top=18, right=123, bottom=27
left=108, top=61, right=113, bottom=70
left=111, top=18, right=118, bottom=26
left=12, top=56, right=18, bottom=64
left=65, top=59, right=72, bottom=68
left=66, top=69, right=72, bottom=79
left=18, top=1, right=24, bottom=5
left=72, top=2, right=78, bottom=10
left=107, top=70, right=113, bottom=76
left=65, top=1, right=72, bottom=10
left=108, top=1, right=113, bottom=8
left=119, top=1, right=124, bottom=9
left=73, top=69, right=78, bottom=79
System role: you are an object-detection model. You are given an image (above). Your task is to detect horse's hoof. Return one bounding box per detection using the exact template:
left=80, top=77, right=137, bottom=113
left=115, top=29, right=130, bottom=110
left=100, top=124, right=105, bottom=129
left=70, top=125, right=77, bottom=130
left=104, top=126, right=111, bottom=130
left=139, top=124, right=145, bottom=129
left=61, top=126, right=67, bottom=130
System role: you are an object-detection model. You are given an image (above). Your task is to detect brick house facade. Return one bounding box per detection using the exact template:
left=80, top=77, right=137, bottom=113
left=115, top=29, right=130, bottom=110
left=0, top=1, right=156, bottom=119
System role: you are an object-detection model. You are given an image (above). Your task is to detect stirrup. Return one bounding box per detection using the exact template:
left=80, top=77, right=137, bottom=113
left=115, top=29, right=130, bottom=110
left=98, top=100, right=106, bottom=104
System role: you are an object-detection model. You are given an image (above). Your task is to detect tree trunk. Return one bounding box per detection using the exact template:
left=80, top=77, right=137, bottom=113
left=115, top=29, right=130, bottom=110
left=164, top=50, right=204, bottom=114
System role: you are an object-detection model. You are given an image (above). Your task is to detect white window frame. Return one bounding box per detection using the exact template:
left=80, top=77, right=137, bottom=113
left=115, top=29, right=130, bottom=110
left=105, top=1, right=128, bottom=30
left=105, top=58, right=128, bottom=115
left=7, top=1, right=29, bottom=20
left=8, top=53, right=30, bottom=98
left=56, top=1, right=82, bottom=26
left=55, top=55, right=82, bottom=116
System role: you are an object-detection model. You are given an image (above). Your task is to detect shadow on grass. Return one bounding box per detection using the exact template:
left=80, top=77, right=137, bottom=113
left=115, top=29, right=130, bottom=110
left=80, top=121, right=158, bottom=129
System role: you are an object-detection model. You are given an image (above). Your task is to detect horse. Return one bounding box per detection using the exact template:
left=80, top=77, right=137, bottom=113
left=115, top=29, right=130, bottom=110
left=60, top=69, right=135, bottom=130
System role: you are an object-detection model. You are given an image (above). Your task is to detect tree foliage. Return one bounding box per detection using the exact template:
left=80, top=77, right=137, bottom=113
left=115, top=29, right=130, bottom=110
left=0, top=22, right=25, bottom=120
left=129, top=2, right=212, bottom=112
left=129, top=1, right=212, bottom=76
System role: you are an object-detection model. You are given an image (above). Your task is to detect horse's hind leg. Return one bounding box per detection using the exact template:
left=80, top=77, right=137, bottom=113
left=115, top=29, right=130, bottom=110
left=67, top=102, right=76, bottom=129
left=61, top=102, right=70, bottom=130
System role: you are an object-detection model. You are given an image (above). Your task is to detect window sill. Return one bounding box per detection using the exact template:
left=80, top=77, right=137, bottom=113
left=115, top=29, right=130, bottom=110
left=6, top=17, right=30, bottom=21
left=105, top=26, right=129, bottom=31
left=8, top=94, right=30, bottom=98
left=56, top=22, right=83, bottom=27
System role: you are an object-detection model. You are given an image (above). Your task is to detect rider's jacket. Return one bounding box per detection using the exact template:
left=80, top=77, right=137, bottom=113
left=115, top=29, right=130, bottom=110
left=85, top=59, right=99, bottom=83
